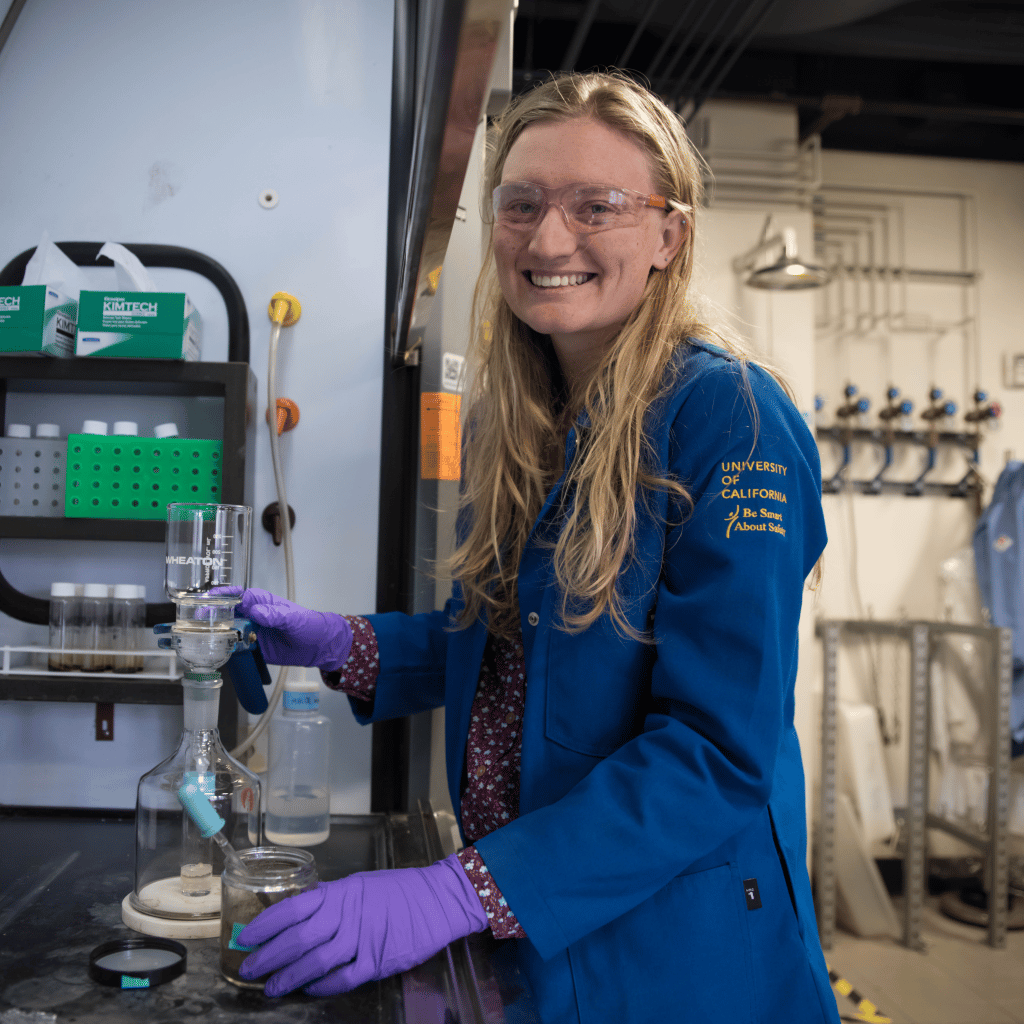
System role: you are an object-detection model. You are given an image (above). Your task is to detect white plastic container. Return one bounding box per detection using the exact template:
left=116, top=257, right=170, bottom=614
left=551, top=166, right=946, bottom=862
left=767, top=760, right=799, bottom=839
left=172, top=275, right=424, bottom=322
left=837, top=701, right=897, bottom=848
left=6, top=424, right=30, bottom=438
left=154, top=422, right=180, bottom=439
left=81, top=420, right=108, bottom=435
left=265, top=670, right=331, bottom=846
left=35, top=423, right=60, bottom=438
left=112, top=421, right=139, bottom=436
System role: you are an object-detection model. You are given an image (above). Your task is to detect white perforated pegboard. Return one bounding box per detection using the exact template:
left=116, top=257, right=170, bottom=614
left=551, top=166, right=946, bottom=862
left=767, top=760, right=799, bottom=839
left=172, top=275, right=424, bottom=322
left=0, top=438, right=66, bottom=516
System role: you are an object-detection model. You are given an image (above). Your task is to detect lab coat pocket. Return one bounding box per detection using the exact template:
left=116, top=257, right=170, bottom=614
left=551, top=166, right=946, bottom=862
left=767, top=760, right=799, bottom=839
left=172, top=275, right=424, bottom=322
left=569, top=862, right=756, bottom=1024
left=544, top=626, right=652, bottom=757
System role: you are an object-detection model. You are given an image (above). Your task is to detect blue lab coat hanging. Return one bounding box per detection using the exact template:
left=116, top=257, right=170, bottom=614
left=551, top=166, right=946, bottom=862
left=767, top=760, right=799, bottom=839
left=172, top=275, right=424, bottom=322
left=355, top=340, right=837, bottom=1023
left=973, top=459, right=1024, bottom=755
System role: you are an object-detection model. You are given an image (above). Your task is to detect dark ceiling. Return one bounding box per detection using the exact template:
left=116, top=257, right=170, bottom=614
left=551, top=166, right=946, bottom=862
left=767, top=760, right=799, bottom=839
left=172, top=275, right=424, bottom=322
left=511, top=0, right=1024, bottom=162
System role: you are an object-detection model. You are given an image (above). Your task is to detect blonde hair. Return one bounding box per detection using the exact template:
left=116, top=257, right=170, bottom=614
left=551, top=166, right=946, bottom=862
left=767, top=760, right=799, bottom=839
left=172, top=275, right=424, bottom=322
left=450, top=71, right=780, bottom=640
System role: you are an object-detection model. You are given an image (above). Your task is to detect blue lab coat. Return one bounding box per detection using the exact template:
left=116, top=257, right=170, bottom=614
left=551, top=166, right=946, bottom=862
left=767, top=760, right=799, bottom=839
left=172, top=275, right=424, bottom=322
left=357, top=340, right=836, bottom=1023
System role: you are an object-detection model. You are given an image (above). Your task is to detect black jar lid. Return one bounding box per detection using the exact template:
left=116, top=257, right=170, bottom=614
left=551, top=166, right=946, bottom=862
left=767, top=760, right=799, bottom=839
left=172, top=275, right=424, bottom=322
left=89, top=937, right=187, bottom=989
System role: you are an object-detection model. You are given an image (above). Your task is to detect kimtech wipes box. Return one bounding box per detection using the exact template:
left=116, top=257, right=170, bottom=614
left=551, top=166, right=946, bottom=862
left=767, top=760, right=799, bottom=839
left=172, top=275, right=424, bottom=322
left=76, top=291, right=202, bottom=360
left=0, top=285, right=78, bottom=356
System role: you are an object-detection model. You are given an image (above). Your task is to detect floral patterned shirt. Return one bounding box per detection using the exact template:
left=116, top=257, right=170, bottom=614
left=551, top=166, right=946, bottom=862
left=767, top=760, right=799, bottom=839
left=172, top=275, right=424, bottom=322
left=322, top=615, right=527, bottom=939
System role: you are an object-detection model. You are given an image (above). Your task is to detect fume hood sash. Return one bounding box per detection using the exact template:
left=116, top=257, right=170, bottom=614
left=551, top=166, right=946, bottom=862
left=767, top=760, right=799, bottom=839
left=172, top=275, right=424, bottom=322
left=390, top=0, right=507, bottom=368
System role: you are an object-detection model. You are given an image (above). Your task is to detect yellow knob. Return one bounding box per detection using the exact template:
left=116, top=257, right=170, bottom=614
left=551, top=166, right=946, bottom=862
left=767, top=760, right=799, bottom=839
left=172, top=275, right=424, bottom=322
left=268, top=292, right=301, bottom=326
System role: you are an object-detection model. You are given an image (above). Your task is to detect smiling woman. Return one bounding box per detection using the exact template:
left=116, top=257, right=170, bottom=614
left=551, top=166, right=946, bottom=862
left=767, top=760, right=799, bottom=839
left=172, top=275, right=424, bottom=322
left=491, top=118, right=687, bottom=388
left=224, top=71, right=835, bottom=1024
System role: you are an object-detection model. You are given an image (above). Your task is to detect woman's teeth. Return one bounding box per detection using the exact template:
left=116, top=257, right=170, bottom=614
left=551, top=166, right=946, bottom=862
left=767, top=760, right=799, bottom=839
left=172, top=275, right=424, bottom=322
left=529, top=272, right=594, bottom=288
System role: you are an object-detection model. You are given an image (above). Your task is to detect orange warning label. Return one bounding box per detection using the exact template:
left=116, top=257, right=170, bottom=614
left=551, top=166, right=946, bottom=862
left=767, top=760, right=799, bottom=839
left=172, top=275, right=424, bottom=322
left=421, top=392, right=461, bottom=481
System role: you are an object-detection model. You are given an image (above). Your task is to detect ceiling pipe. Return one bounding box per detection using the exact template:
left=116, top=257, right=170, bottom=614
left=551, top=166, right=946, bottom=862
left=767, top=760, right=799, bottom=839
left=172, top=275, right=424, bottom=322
left=653, top=0, right=723, bottom=89
left=559, top=0, right=602, bottom=70
left=663, top=0, right=753, bottom=100
left=687, top=0, right=780, bottom=120
left=704, top=89, right=1024, bottom=135
left=0, top=0, right=27, bottom=60
left=617, top=0, right=663, bottom=69
left=644, top=0, right=702, bottom=82
left=666, top=0, right=755, bottom=105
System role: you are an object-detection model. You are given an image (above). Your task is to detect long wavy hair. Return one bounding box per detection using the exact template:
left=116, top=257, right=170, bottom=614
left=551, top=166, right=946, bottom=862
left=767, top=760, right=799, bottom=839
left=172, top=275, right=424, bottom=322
left=449, top=71, right=781, bottom=641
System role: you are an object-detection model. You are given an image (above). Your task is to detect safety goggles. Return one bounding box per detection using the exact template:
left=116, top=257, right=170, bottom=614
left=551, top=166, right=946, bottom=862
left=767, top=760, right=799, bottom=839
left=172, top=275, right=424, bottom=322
left=491, top=181, right=677, bottom=235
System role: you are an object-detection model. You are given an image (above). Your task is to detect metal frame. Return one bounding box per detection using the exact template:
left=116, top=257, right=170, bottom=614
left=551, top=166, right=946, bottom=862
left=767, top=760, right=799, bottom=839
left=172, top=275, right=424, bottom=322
left=815, top=618, right=1012, bottom=951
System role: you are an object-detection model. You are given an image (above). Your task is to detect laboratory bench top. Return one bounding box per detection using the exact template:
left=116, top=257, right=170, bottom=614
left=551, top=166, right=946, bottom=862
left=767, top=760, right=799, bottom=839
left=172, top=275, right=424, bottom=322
left=0, top=807, right=540, bottom=1024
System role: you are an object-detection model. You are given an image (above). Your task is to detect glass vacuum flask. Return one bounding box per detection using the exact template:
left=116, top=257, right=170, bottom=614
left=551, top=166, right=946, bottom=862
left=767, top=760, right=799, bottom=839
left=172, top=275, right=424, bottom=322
left=123, top=503, right=262, bottom=938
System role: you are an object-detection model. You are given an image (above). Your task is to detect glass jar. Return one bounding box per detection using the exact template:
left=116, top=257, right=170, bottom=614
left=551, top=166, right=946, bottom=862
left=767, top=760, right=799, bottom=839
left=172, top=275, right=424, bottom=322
left=82, top=583, right=112, bottom=671
left=220, top=847, right=318, bottom=988
left=48, top=582, right=79, bottom=671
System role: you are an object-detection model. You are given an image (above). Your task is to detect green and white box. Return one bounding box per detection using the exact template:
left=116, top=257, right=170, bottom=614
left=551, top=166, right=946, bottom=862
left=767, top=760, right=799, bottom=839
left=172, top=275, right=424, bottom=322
left=75, top=291, right=201, bottom=360
left=0, top=285, right=77, bottom=356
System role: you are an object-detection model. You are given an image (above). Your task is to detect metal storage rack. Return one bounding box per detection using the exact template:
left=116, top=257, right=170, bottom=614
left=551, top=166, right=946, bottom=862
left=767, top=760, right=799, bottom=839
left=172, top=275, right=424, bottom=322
left=815, top=619, right=1013, bottom=951
left=0, top=243, right=256, bottom=744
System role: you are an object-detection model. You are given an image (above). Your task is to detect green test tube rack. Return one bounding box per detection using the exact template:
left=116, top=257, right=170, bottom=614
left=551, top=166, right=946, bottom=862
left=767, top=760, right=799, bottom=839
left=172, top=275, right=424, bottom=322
left=64, top=434, right=223, bottom=520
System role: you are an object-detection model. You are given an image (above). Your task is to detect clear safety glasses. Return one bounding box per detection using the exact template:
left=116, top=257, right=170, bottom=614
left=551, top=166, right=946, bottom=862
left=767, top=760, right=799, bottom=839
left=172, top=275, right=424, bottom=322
left=491, top=181, right=679, bottom=235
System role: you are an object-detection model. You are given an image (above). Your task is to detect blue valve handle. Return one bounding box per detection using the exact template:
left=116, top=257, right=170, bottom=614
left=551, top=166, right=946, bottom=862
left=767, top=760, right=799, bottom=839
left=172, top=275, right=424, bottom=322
left=222, top=638, right=272, bottom=715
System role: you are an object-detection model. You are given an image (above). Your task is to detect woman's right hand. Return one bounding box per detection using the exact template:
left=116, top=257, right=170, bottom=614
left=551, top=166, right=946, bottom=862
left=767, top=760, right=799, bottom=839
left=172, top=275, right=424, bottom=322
left=225, top=588, right=353, bottom=671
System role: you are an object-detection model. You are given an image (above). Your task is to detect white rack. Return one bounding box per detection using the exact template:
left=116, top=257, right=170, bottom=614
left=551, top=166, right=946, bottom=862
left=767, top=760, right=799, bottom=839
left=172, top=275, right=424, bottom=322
left=0, top=645, right=182, bottom=681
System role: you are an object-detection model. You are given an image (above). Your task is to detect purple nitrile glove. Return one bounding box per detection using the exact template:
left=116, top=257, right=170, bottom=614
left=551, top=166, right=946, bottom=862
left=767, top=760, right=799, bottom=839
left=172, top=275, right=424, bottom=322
left=213, top=587, right=353, bottom=672
left=236, top=853, right=489, bottom=997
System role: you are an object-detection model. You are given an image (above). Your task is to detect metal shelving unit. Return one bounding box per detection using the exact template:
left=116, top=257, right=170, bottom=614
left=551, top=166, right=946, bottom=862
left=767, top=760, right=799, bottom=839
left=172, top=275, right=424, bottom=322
left=0, top=358, right=256, bottom=740
left=815, top=618, right=1012, bottom=951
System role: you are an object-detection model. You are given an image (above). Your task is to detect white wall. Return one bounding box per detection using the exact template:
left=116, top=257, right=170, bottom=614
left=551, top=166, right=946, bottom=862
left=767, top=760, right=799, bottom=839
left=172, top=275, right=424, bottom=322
left=811, top=150, right=1024, bottom=838
left=0, top=0, right=394, bottom=811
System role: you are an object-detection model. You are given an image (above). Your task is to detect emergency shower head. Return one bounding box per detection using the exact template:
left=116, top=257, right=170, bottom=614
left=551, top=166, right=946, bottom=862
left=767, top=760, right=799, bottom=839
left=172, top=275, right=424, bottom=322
left=734, top=225, right=831, bottom=291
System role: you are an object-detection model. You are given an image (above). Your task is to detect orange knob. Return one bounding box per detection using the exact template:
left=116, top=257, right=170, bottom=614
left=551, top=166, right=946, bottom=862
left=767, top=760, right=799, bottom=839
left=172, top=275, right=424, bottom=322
left=266, top=397, right=300, bottom=435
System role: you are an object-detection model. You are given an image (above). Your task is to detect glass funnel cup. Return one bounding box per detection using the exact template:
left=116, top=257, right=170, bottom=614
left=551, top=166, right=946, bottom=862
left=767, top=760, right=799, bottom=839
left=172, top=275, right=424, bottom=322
left=166, top=502, right=250, bottom=606
left=165, top=503, right=251, bottom=673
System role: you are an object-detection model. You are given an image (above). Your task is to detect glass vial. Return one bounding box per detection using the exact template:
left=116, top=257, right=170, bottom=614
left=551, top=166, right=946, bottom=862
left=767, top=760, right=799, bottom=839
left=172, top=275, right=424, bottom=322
left=111, top=584, right=140, bottom=673
left=265, top=671, right=331, bottom=846
left=82, top=583, right=113, bottom=672
left=132, top=586, right=146, bottom=671
left=220, top=847, right=317, bottom=988
left=48, top=582, right=78, bottom=671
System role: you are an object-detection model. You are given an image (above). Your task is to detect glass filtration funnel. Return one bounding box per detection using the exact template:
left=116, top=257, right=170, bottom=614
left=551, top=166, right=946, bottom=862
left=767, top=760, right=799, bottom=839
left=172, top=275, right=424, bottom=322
left=164, top=502, right=252, bottom=670
left=123, top=503, right=262, bottom=938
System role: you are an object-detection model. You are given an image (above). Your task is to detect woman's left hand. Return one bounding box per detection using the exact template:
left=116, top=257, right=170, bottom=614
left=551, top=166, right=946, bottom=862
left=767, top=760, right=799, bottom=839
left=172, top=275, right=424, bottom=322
left=237, top=854, right=489, bottom=996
